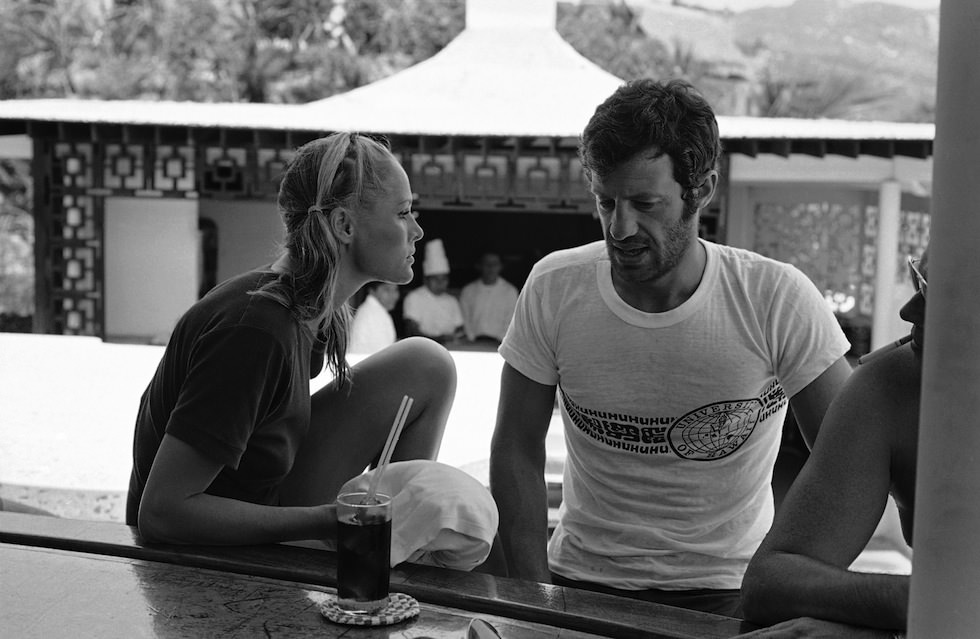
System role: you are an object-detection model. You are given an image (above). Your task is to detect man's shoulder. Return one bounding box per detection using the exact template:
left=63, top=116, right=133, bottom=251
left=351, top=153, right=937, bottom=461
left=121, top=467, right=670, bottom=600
left=709, top=241, right=796, bottom=275
left=529, top=241, right=605, bottom=280
left=707, top=242, right=811, bottom=294
left=830, top=348, right=920, bottom=466
left=853, top=346, right=922, bottom=400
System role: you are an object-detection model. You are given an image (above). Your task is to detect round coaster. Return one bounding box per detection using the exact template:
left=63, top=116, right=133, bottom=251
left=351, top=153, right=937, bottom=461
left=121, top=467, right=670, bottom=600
left=319, top=592, right=420, bottom=626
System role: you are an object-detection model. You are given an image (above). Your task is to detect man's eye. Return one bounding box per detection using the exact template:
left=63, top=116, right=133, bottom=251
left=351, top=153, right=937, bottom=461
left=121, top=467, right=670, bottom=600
left=596, top=198, right=614, bottom=211
left=633, top=201, right=663, bottom=213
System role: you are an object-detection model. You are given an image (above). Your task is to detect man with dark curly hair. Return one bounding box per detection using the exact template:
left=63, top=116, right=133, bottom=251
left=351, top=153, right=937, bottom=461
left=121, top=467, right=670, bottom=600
left=489, top=79, right=852, bottom=617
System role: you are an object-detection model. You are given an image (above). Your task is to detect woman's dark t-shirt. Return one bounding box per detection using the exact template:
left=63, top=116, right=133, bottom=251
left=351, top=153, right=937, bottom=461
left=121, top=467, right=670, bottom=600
left=126, top=270, right=317, bottom=525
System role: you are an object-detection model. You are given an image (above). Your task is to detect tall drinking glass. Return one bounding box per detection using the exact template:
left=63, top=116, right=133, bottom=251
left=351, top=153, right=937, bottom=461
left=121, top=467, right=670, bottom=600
left=335, top=492, right=392, bottom=613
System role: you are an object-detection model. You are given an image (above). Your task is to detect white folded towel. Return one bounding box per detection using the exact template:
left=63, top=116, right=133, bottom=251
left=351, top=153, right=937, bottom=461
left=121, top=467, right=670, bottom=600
left=335, top=460, right=499, bottom=571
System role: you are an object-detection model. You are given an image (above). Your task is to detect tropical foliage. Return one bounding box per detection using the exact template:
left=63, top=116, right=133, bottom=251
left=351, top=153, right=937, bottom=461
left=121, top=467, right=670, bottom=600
left=0, top=0, right=465, bottom=103
left=0, top=159, right=33, bottom=323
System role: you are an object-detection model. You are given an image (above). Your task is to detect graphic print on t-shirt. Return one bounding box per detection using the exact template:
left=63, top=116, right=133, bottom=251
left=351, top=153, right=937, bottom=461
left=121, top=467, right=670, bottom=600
left=667, top=399, right=762, bottom=460
left=561, top=379, right=788, bottom=460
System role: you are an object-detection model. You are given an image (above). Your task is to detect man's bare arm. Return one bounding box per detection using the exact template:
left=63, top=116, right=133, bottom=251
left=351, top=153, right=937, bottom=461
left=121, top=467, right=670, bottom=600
left=742, top=363, right=909, bottom=630
left=789, top=355, right=852, bottom=449
left=489, top=363, right=556, bottom=582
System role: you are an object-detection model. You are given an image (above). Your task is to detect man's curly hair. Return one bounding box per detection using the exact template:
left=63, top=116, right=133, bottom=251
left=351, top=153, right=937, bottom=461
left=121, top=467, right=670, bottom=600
left=580, top=78, right=722, bottom=205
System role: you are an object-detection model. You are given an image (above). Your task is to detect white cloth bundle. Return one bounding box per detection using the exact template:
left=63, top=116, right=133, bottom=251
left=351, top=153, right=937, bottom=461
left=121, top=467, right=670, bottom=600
left=337, top=460, right=499, bottom=571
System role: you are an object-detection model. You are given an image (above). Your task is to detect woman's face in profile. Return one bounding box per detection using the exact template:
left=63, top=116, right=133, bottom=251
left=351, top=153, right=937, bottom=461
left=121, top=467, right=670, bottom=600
left=349, top=157, right=422, bottom=285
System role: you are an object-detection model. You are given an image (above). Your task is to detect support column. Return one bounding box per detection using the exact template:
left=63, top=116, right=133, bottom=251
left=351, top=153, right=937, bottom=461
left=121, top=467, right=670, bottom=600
left=30, top=134, right=53, bottom=333
left=908, top=0, right=980, bottom=636
left=871, top=179, right=901, bottom=350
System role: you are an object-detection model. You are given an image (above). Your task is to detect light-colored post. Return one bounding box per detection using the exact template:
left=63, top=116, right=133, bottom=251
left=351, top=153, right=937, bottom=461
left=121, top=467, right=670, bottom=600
left=907, top=0, right=980, bottom=636
left=872, top=179, right=901, bottom=350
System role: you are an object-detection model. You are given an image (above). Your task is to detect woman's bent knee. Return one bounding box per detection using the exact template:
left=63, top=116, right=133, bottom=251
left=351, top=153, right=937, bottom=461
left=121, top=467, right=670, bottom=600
left=393, top=337, right=457, bottom=389
left=347, top=337, right=456, bottom=408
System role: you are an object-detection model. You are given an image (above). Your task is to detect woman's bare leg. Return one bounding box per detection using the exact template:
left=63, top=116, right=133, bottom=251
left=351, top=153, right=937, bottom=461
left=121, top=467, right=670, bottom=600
left=280, top=337, right=456, bottom=506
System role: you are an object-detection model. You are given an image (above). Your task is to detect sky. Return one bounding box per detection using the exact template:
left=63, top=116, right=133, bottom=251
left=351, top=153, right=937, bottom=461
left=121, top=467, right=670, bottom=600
left=688, top=0, right=939, bottom=10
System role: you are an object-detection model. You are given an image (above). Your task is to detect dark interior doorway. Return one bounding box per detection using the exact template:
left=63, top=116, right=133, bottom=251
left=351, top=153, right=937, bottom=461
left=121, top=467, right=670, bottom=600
left=407, top=208, right=603, bottom=292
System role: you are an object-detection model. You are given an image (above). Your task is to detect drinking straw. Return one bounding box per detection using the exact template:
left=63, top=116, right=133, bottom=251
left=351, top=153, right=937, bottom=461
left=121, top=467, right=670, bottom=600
left=364, top=394, right=413, bottom=504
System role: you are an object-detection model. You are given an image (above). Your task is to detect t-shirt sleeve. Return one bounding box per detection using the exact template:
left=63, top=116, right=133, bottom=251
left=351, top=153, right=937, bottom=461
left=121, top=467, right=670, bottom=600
left=769, top=265, right=852, bottom=398
left=499, top=271, right=560, bottom=386
left=166, top=326, right=290, bottom=470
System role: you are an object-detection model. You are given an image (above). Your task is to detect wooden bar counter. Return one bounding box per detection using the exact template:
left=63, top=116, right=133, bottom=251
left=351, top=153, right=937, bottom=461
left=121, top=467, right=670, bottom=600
left=0, top=512, right=756, bottom=638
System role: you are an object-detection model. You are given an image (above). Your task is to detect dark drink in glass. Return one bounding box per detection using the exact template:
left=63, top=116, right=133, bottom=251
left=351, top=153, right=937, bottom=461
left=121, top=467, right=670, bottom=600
left=336, top=492, right=392, bottom=613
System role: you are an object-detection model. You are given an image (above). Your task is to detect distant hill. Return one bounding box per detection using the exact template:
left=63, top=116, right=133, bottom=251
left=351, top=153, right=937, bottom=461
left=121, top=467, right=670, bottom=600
left=619, top=0, right=937, bottom=121
left=733, top=0, right=938, bottom=121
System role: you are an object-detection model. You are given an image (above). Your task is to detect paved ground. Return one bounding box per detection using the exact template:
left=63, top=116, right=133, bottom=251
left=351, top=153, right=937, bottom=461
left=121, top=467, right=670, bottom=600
left=0, top=332, right=564, bottom=522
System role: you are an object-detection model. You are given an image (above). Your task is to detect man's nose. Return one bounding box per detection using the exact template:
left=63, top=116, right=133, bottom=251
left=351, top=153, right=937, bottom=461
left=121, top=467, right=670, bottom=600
left=608, top=203, right=638, bottom=241
left=899, top=291, right=925, bottom=324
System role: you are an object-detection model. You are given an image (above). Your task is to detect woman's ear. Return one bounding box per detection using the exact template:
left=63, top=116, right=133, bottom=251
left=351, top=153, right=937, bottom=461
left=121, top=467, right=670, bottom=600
left=330, top=207, right=355, bottom=244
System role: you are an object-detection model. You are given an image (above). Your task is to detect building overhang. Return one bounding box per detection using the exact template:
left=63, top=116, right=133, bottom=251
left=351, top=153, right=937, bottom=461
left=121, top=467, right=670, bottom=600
left=0, top=101, right=935, bottom=161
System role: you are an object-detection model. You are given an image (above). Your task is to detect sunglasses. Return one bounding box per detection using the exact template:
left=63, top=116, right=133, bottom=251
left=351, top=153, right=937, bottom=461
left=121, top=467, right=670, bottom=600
left=908, top=255, right=927, bottom=299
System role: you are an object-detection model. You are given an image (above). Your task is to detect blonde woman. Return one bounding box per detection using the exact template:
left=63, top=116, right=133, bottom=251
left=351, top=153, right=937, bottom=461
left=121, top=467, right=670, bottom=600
left=127, top=133, right=456, bottom=545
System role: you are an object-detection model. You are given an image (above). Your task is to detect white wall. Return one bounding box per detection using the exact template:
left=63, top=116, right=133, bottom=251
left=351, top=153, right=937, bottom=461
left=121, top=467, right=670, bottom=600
left=199, top=200, right=283, bottom=285
left=0, top=134, right=31, bottom=158
left=104, top=198, right=199, bottom=341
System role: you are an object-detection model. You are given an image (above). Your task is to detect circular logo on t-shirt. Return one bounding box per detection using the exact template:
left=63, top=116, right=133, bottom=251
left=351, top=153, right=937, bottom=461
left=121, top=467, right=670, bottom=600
left=667, top=399, right=763, bottom=461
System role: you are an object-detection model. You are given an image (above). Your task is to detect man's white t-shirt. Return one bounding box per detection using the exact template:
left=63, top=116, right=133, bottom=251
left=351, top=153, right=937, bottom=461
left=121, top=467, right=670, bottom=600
left=499, top=240, right=850, bottom=590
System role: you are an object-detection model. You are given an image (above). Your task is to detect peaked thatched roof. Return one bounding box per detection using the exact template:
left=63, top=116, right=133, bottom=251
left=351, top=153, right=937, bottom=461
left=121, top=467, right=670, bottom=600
left=297, top=0, right=623, bottom=137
